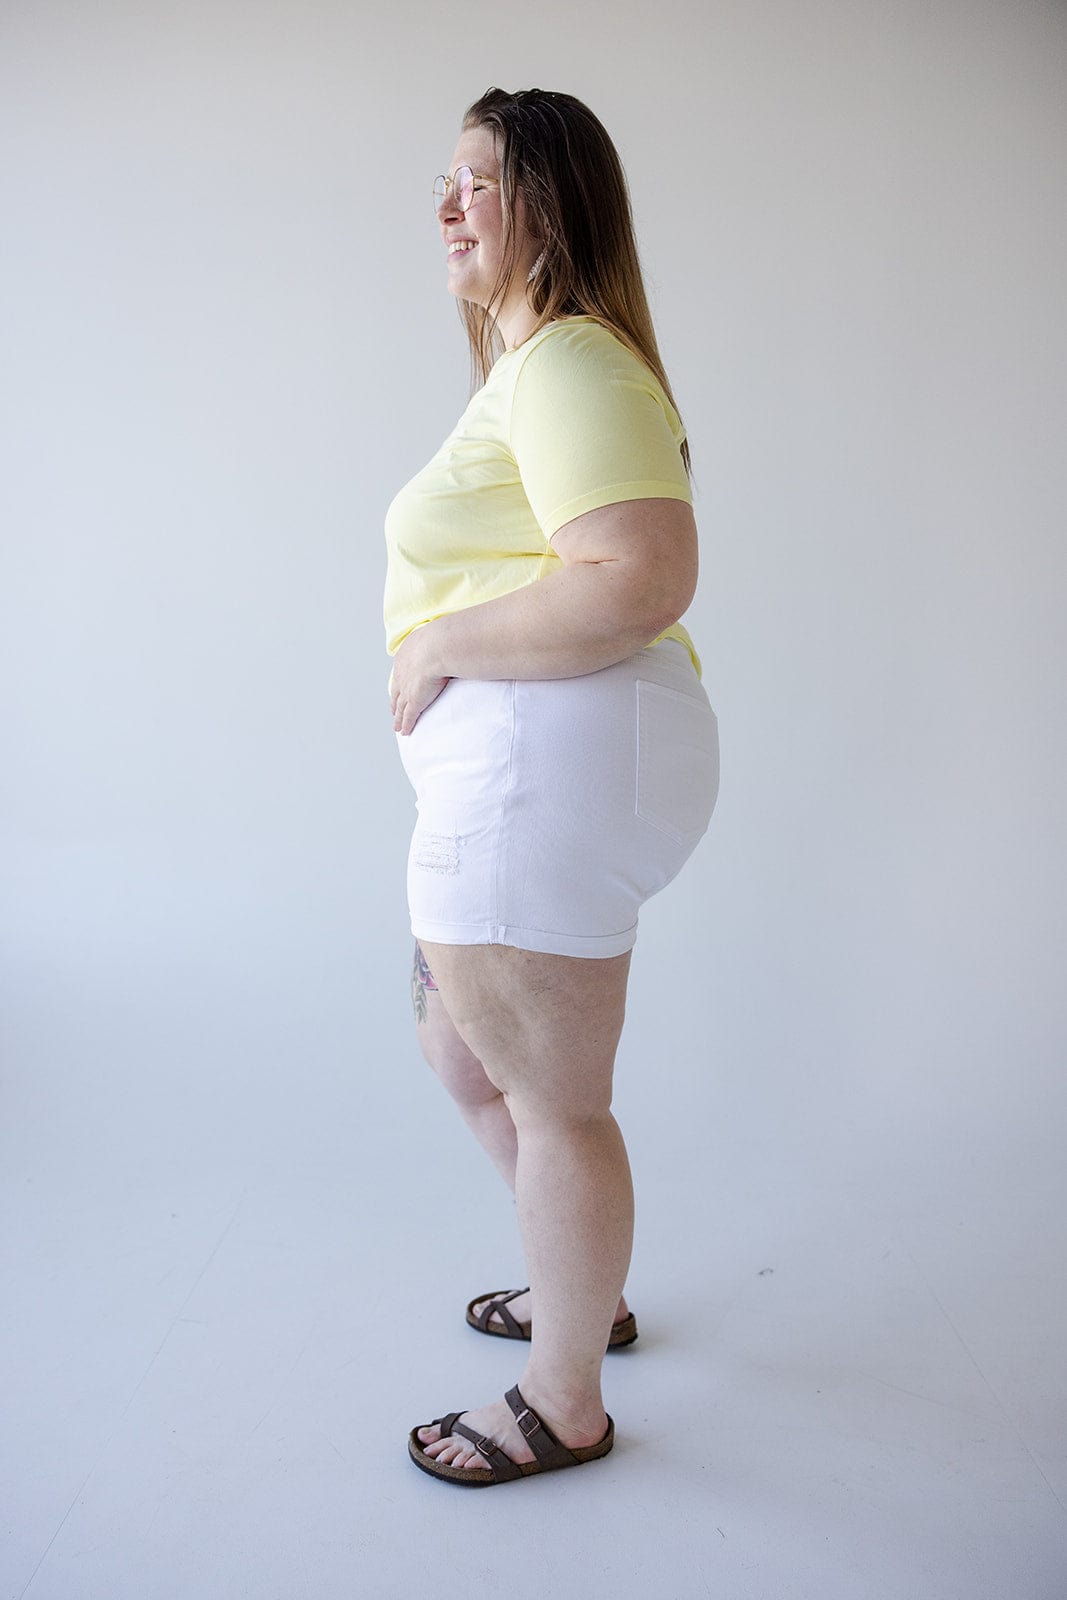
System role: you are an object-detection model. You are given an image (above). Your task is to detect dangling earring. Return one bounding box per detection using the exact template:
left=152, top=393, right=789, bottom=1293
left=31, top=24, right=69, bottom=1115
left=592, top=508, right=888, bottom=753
left=527, top=248, right=545, bottom=283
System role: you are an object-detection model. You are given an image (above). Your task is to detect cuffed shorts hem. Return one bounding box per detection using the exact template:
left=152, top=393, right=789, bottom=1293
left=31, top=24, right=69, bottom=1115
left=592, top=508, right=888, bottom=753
left=410, top=915, right=639, bottom=960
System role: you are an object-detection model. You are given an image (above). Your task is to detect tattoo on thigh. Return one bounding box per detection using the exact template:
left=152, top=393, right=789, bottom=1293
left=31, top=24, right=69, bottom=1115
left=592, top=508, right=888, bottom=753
left=411, top=939, right=439, bottom=1024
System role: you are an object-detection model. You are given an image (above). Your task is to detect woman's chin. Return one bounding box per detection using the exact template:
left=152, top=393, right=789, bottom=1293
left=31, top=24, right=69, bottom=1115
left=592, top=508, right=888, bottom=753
left=449, top=287, right=486, bottom=309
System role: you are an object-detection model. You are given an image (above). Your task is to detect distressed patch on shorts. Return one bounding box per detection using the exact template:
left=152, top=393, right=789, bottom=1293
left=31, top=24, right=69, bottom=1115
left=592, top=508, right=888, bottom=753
left=413, top=829, right=461, bottom=875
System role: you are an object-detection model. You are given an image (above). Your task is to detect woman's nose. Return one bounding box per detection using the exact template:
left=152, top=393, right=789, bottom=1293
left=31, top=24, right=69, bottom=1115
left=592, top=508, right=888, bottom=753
left=436, top=188, right=462, bottom=223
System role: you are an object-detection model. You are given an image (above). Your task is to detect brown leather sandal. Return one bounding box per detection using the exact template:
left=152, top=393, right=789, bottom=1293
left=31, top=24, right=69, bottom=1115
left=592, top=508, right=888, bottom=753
left=408, top=1382, right=614, bottom=1487
left=466, top=1286, right=639, bottom=1349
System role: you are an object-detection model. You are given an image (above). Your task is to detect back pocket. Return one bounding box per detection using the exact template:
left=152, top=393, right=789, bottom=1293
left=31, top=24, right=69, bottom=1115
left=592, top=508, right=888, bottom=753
left=635, top=680, right=720, bottom=844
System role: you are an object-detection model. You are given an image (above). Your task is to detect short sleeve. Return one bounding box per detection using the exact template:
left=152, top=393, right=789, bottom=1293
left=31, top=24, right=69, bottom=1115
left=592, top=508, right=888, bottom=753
left=508, top=324, right=692, bottom=541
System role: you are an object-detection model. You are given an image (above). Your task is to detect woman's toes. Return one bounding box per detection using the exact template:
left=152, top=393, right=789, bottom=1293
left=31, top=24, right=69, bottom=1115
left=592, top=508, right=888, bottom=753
left=419, top=1427, right=455, bottom=1457
left=475, top=1290, right=530, bottom=1328
left=414, top=1421, right=492, bottom=1470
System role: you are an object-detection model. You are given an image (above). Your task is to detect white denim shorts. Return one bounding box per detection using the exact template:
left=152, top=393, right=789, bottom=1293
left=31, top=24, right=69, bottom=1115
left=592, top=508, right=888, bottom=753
left=394, top=637, right=720, bottom=959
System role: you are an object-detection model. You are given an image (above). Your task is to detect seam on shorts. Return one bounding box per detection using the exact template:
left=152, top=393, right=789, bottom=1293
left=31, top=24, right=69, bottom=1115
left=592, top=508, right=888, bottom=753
left=491, top=679, right=518, bottom=932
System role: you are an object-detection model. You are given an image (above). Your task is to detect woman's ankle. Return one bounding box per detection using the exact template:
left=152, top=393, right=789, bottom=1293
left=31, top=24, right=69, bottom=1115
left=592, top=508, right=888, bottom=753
left=514, top=1372, right=608, bottom=1439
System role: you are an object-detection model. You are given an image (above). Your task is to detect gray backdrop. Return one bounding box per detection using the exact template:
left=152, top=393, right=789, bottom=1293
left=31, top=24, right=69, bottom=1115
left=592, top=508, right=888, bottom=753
left=2, top=3, right=1065, bottom=1597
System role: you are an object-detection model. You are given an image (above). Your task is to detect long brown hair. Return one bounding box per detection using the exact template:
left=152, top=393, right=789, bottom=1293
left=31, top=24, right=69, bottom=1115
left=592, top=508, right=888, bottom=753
left=456, top=86, right=692, bottom=481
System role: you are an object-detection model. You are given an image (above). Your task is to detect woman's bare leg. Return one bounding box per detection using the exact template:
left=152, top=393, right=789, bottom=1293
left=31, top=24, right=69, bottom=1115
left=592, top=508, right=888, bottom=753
left=413, top=939, right=634, bottom=1471
left=411, top=940, right=519, bottom=1186
left=410, top=940, right=630, bottom=1329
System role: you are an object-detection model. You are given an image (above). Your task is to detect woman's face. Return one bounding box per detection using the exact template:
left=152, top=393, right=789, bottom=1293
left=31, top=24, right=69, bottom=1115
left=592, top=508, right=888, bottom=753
left=437, top=125, right=539, bottom=312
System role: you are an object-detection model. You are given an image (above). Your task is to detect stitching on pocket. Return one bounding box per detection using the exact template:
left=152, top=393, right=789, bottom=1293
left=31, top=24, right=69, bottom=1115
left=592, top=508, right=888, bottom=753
left=634, top=679, right=719, bottom=845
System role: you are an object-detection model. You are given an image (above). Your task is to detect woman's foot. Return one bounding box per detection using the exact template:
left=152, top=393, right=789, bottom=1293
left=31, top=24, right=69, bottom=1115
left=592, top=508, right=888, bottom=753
left=415, top=1390, right=609, bottom=1473
left=470, top=1287, right=630, bottom=1334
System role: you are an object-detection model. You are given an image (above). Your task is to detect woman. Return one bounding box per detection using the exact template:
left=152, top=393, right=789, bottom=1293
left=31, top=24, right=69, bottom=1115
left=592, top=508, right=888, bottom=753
left=385, top=87, right=720, bottom=1487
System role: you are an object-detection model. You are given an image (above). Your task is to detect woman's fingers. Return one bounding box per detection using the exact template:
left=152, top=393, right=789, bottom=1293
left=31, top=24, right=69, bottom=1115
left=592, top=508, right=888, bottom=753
left=390, top=668, right=450, bottom=735
left=395, top=699, right=420, bottom=736
left=392, top=690, right=414, bottom=734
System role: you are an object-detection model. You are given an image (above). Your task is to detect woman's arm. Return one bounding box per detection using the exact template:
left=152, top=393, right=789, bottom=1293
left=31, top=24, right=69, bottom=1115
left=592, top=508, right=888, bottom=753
left=389, top=497, right=698, bottom=735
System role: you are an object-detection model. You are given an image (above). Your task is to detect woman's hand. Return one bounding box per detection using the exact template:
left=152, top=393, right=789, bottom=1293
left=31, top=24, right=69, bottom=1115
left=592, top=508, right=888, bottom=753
left=388, top=623, right=451, bottom=736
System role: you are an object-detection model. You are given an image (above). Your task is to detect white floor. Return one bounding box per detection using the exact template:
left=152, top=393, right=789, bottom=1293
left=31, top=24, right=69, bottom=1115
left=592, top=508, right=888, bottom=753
left=2, top=970, right=1065, bottom=1600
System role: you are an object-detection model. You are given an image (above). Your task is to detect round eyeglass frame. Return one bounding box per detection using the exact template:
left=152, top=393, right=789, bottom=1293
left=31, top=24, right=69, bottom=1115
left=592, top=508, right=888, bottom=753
left=432, top=165, right=495, bottom=213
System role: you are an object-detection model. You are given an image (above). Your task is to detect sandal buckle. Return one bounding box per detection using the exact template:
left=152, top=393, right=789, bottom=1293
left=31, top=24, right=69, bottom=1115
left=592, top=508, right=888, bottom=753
left=515, top=1408, right=540, bottom=1437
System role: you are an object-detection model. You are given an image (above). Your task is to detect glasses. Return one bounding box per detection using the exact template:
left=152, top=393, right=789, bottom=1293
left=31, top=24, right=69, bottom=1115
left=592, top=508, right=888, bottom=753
left=432, top=165, right=497, bottom=213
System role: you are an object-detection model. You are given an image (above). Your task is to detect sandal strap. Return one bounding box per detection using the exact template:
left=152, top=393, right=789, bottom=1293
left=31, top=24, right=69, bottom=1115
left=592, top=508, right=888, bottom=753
left=446, top=1417, right=524, bottom=1482
left=475, top=1287, right=529, bottom=1335
left=503, top=1384, right=579, bottom=1469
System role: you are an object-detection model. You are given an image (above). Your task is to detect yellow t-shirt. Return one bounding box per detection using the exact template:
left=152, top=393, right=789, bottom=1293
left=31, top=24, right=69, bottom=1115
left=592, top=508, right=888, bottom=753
left=382, top=314, right=701, bottom=678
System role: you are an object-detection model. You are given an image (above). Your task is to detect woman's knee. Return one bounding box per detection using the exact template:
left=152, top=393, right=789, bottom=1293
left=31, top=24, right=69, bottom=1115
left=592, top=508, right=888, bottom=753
left=419, top=1021, right=501, bottom=1109
left=416, top=940, right=631, bottom=1116
left=411, top=942, right=500, bottom=1109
